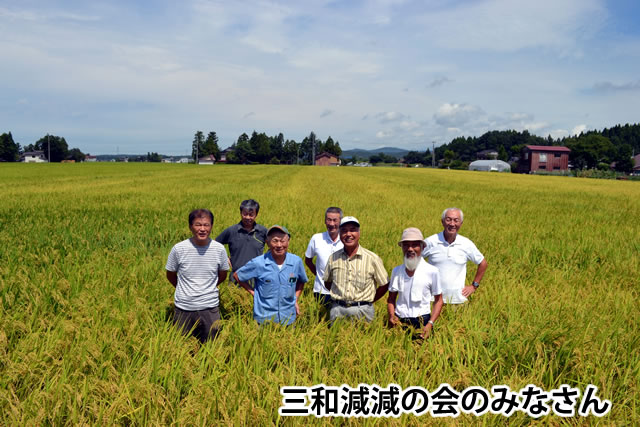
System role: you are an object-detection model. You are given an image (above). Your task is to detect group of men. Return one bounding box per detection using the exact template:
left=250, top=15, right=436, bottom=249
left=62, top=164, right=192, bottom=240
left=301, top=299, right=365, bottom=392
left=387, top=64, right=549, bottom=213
left=165, top=199, right=487, bottom=342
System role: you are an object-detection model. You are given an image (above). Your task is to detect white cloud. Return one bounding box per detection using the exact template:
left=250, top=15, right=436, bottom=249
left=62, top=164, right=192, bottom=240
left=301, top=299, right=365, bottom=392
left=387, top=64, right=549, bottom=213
left=415, top=0, right=606, bottom=53
left=572, top=124, right=588, bottom=136
left=434, top=103, right=484, bottom=128
left=376, top=130, right=393, bottom=138
left=377, top=111, right=405, bottom=123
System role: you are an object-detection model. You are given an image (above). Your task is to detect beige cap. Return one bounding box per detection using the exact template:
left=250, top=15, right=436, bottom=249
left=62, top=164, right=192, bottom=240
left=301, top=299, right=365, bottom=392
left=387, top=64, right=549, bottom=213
left=398, top=227, right=425, bottom=246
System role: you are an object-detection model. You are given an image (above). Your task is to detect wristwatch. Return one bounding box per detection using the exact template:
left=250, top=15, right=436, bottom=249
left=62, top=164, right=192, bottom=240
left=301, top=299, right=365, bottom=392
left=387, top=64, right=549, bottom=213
left=472, top=281, right=480, bottom=288
left=428, top=320, right=434, bottom=326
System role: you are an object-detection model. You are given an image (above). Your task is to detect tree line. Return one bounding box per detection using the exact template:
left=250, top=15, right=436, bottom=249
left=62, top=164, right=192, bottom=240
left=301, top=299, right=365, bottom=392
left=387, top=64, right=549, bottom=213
left=0, top=132, right=86, bottom=162
left=191, top=130, right=342, bottom=165
left=402, top=124, right=639, bottom=173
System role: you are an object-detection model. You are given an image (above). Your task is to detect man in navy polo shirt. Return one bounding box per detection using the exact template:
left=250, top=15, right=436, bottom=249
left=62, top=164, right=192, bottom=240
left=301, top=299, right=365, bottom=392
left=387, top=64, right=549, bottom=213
left=216, top=199, right=267, bottom=283
left=233, top=225, right=308, bottom=325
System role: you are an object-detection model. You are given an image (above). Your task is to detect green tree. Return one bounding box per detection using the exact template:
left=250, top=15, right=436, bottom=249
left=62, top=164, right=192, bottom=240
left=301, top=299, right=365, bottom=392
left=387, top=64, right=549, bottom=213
left=234, top=133, right=253, bottom=164
left=0, top=132, right=20, bottom=162
left=282, top=139, right=298, bottom=164
left=249, top=131, right=271, bottom=163
left=35, top=134, right=69, bottom=162
left=203, top=132, right=221, bottom=159
left=192, top=131, right=205, bottom=162
left=323, top=136, right=342, bottom=157
left=68, top=148, right=86, bottom=162
left=498, top=145, right=508, bottom=161
left=615, top=144, right=634, bottom=173
left=146, top=152, right=162, bottom=162
left=270, top=133, right=284, bottom=161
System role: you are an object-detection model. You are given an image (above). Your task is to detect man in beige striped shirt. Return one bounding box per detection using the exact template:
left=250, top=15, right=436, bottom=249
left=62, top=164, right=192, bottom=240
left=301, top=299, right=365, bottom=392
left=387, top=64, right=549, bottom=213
left=323, top=216, right=389, bottom=323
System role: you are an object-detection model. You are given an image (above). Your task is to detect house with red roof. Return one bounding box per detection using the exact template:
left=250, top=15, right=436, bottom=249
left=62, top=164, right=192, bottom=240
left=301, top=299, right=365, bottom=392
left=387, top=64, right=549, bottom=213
left=518, top=145, right=571, bottom=173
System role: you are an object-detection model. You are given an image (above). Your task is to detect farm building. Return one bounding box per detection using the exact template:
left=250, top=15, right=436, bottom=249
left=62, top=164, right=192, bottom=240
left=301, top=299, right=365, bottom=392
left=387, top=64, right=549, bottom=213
left=476, top=149, right=498, bottom=160
left=20, top=151, right=47, bottom=163
left=518, top=145, right=570, bottom=173
left=85, top=154, right=97, bottom=162
left=634, top=154, right=640, bottom=174
left=469, top=159, right=511, bottom=172
left=218, top=149, right=233, bottom=163
left=315, top=152, right=340, bottom=166
left=198, top=155, right=216, bottom=165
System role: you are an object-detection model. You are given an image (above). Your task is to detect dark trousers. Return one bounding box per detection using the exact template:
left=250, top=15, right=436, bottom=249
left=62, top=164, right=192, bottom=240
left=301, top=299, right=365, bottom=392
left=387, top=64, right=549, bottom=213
left=399, top=313, right=431, bottom=329
left=174, top=306, right=221, bottom=343
left=313, top=292, right=332, bottom=307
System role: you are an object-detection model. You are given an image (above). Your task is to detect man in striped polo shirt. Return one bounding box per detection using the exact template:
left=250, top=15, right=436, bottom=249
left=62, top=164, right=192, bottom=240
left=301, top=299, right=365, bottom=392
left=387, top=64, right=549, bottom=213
left=166, top=209, right=229, bottom=343
left=323, top=216, right=389, bottom=323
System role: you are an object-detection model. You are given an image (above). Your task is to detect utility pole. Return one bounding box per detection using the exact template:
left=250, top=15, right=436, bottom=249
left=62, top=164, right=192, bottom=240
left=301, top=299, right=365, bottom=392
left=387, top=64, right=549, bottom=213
left=432, top=142, right=436, bottom=168
left=310, top=132, right=316, bottom=165
left=47, top=134, right=50, bottom=163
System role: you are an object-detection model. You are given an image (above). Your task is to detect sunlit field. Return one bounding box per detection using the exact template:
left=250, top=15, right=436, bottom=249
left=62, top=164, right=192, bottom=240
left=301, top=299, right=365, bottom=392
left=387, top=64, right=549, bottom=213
left=1, top=163, right=638, bottom=424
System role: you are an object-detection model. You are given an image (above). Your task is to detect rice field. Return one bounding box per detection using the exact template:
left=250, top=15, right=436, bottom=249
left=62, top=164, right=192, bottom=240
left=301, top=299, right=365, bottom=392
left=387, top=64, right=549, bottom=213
left=1, top=163, right=638, bottom=425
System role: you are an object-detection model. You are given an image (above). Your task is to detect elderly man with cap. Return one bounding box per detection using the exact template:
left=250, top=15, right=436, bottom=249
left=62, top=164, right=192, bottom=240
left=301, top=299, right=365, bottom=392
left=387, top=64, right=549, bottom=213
left=323, top=216, right=389, bottom=323
left=387, top=228, right=443, bottom=338
left=422, top=208, right=488, bottom=305
left=233, top=225, right=308, bottom=325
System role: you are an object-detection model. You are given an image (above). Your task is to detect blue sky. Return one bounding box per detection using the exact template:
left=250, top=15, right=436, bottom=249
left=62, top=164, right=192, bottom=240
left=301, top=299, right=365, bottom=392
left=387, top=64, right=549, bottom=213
left=1, top=0, right=639, bottom=155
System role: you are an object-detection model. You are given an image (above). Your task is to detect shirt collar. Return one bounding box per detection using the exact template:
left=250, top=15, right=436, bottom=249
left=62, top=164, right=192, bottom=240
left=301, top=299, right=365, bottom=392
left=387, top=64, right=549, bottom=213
left=264, top=251, right=293, bottom=266
left=437, top=231, right=458, bottom=246
left=323, top=231, right=341, bottom=244
left=237, top=221, right=255, bottom=233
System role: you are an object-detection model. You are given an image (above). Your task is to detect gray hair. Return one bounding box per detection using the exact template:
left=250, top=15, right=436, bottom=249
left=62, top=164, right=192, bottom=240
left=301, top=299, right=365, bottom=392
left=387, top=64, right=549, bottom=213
left=441, top=207, right=464, bottom=223
left=325, top=207, right=343, bottom=219
left=239, top=199, right=260, bottom=214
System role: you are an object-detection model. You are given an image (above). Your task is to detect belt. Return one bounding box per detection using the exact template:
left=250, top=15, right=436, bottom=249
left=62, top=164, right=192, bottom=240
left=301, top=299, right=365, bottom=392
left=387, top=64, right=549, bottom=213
left=333, top=300, right=372, bottom=308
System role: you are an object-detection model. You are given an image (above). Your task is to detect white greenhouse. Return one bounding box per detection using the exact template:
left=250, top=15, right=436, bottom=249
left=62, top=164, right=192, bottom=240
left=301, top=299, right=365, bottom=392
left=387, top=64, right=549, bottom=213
left=468, top=160, right=511, bottom=172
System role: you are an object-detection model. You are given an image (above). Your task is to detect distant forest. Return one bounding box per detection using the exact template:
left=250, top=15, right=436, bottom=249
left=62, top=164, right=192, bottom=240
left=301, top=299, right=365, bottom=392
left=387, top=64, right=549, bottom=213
left=2, top=123, right=638, bottom=172
left=405, top=123, right=639, bottom=173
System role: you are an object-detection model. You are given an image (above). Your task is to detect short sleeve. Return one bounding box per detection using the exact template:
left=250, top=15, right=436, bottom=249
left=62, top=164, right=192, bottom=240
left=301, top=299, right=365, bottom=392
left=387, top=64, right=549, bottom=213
left=388, top=268, right=401, bottom=293
left=322, top=256, right=333, bottom=284
left=215, top=227, right=229, bottom=245
left=372, top=255, right=389, bottom=288
left=421, top=238, right=433, bottom=258
left=466, top=241, right=484, bottom=265
left=166, top=246, right=179, bottom=272
left=219, top=247, right=230, bottom=271
left=236, top=256, right=259, bottom=282
left=304, top=236, right=315, bottom=259
left=295, top=258, right=309, bottom=283
left=431, top=268, right=442, bottom=296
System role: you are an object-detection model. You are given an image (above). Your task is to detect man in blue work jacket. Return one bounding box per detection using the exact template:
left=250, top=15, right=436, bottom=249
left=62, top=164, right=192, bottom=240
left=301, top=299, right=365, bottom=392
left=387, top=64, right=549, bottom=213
left=234, top=225, right=308, bottom=325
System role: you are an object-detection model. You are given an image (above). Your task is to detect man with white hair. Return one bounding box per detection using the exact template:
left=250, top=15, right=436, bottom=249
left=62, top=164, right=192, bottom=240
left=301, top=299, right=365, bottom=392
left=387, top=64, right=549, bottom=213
left=422, top=208, right=488, bottom=304
left=305, top=207, right=344, bottom=310
left=388, top=228, right=443, bottom=338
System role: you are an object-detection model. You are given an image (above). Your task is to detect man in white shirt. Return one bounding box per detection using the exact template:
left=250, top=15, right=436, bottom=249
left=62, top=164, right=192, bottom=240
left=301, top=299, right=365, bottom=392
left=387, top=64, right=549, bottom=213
left=388, top=228, right=443, bottom=338
left=422, top=208, right=488, bottom=305
left=304, top=207, right=344, bottom=309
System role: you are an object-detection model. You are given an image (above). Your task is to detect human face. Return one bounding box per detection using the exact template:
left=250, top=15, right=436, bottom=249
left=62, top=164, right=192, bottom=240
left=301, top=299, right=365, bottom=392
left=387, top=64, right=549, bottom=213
left=402, top=241, right=423, bottom=271
left=442, top=209, right=462, bottom=237
left=401, top=241, right=423, bottom=258
left=339, top=223, right=360, bottom=251
left=325, top=212, right=341, bottom=237
left=241, top=208, right=257, bottom=229
left=267, top=232, right=289, bottom=258
left=189, top=216, right=212, bottom=246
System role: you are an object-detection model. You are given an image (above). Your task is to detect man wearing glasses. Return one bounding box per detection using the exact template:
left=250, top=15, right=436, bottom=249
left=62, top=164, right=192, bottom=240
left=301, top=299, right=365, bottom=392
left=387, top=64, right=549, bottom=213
left=422, top=208, right=488, bottom=305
